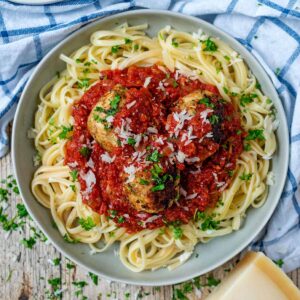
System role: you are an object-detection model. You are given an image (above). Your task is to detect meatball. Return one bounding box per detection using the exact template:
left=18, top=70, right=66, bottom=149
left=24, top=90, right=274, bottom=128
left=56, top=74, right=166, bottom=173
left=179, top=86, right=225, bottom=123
left=123, top=162, right=180, bottom=213
left=166, top=89, right=226, bottom=165
left=87, top=85, right=126, bottom=152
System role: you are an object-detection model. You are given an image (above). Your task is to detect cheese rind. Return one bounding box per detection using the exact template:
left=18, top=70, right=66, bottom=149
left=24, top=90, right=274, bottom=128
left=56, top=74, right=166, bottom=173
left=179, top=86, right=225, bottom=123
left=206, top=252, right=300, bottom=300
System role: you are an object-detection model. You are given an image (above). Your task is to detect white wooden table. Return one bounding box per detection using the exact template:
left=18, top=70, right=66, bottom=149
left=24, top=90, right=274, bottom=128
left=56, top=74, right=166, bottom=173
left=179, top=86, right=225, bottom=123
left=0, top=153, right=299, bottom=300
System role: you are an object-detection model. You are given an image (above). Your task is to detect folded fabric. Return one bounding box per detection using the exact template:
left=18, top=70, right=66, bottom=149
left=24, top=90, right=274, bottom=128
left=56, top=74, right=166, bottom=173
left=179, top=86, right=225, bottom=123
left=0, top=0, right=299, bottom=272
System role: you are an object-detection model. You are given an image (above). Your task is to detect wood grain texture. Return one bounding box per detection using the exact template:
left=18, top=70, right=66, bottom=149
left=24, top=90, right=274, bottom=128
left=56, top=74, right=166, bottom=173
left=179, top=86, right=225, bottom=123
left=0, top=153, right=299, bottom=300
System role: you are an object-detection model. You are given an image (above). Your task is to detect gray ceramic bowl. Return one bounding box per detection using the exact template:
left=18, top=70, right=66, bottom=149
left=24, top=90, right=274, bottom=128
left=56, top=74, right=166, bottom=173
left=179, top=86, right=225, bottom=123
left=12, top=10, right=289, bottom=286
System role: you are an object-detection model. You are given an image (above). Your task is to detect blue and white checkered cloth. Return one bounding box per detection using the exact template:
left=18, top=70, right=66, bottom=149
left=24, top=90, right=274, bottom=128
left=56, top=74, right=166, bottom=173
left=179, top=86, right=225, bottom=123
left=1, top=0, right=300, bottom=272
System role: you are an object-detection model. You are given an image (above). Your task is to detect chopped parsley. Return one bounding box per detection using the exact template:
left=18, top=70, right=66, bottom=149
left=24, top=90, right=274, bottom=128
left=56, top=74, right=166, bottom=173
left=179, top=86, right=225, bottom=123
left=224, top=55, right=230, bottom=62
left=52, top=258, right=61, bottom=266
left=110, top=94, right=121, bottom=110
left=16, top=204, right=28, bottom=218
left=274, top=258, right=284, bottom=268
left=275, top=67, right=281, bottom=76
left=78, top=217, right=96, bottom=231
left=94, top=94, right=121, bottom=128
left=75, top=58, right=83, bottom=64
left=198, top=97, right=215, bottom=108
left=127, top=137, right=136, bottom=146
left=0, top=187, right=9, bottom=201
left=58, top=125, right=73, bottom=139
left=202, top=38, right=218, bottom=52
left=223, top=87, right=229, bottom=94
left=228, top=170, right=234, bottom=177
left=195, top=212, right=220, bottom=231
left=63, top=233, right=79, bottom=243
left=66, top=262, right=75, bottom=269
left=111, top=45, right=120, bottom=53
left=147, top=149, right=162, bottom=163
left=21, top=237, right=36, bottom=249
left=150, top=163, right=173, bottom=192
left=70, top=170, right=78, bottom=182
left=79, top=146, right=91, bottom=157
left=172, top=39, right=179, bottom=47
left=72, top=280, right=88, bottom=298
left=266, top=98, right=272, bottom=104
left=240, top=93, right=257, bottom=107
left=108, top=210, right=117, bottom=218
left=245, top=129, right=265, bottom=141
left=244, top=143, right=251, bottom=151
left=209, top=114, right=219, bottom=125
left=151, top=183, right=165, bottom=192
left=88, top=272, right=99, bottom=285
left=239, top=173, right=253, bottom=181
left=255, top=81, right=261, bottom=90
left=124, top=38, right=132, bottom=44
left=206, top=276, right=221, bottom=287
left=173, top=80, right=178, bottom=87
left=139, top=179, right=149, bottom=185
left=172, top=226, right=183, bottom=239
left=77, top=78, right=90, bottom=89
left=201, top=217, right=220, bottom=231
left=117, top=216, right=125, bottom=223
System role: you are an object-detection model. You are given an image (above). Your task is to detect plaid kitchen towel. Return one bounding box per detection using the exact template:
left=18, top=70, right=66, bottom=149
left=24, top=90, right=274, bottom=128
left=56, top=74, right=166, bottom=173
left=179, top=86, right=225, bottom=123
left=0, top=0, right=299, bottom=272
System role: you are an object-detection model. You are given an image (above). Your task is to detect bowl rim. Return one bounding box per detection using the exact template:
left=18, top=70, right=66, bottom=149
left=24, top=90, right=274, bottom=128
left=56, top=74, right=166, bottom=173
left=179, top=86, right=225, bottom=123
left=12, top=9, right=289, bottom=286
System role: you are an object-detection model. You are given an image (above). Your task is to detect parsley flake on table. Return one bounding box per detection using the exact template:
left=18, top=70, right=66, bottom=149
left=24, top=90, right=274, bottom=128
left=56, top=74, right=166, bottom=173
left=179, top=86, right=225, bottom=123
left=88, top=272, right=99, bottom=285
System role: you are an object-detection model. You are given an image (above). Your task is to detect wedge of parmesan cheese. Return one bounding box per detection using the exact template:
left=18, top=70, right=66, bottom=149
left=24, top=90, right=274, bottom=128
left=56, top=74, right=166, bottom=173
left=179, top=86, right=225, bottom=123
left=207, top=252, right=300, bottom=300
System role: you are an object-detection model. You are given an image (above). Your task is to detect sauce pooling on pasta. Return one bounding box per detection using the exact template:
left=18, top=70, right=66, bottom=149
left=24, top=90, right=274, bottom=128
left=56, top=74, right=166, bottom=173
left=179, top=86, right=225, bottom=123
left=65, top=65, right=243, bottom=232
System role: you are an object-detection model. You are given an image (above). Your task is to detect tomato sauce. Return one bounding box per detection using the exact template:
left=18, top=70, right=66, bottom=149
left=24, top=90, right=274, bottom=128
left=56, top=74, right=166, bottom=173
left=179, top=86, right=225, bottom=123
left=65, top=65, right=243, bottom=232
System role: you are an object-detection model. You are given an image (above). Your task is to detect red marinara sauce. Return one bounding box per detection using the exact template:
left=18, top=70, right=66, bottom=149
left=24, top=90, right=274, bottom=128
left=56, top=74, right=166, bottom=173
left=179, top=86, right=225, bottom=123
left=65, top=65, right=243, bottom=232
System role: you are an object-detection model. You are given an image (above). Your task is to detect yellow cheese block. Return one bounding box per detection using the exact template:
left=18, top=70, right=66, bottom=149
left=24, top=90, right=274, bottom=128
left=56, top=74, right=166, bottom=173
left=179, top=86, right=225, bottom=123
left=206, top=252, right=300, bottom=300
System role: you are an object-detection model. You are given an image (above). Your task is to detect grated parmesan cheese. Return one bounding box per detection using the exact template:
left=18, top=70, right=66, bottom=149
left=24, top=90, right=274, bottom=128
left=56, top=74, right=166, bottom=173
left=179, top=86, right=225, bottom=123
left=143, top=77, right=152, bottom=88
left=200, top=109, right=214, bottom=124
left=106, top=115, right=114, bottom=123
left=68, top=161, right=78, bottom=168
left=80, top=170, right=96, bottom=194
left=266, top=171, right=275, bottom=185
left=176, top=151, right=186, bottom=163
left=101, top=152, right=116, bottom=164
left=126, top=101, right=136, bottom=109
left=124, top=165, right=137, bottom=183
left=185, top=157, right=200, bottom=163
left=86, top=158, right=95, bottom=168
left=27, top=128, right=37, bottom=139
left=157, top=80, right=166, bottom=92
left=186, top=193, right=198, bottom=200
left=180, top=187, right=187, bottom=197
left=156, top=136, right=164, bottom=145
left=178, top=251, right=193, bottom=263
left=147, top=127, right=158, bottom=134
left=172, top=110, right=193, bottom=137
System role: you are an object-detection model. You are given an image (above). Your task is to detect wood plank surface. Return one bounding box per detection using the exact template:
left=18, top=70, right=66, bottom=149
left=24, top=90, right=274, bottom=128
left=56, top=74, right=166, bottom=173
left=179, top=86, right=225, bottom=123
left=0, top=152, right=299, bottom=300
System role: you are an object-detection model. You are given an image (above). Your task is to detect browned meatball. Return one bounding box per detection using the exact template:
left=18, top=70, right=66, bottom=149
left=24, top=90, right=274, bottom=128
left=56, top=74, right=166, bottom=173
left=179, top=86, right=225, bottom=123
left=87, top=85, right=125, bottom=152
left=123, top=163, right=180, bottom=213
